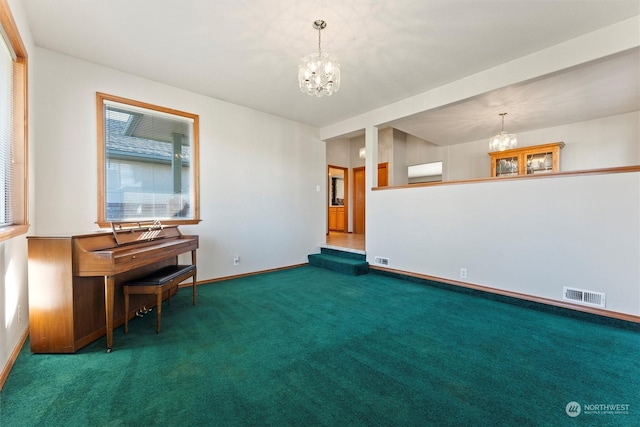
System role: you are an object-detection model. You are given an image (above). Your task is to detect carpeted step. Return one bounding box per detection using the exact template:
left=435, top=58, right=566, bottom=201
left=308, top=252, right=369, bottom=276
left=320, top=247, right=366, bottom=261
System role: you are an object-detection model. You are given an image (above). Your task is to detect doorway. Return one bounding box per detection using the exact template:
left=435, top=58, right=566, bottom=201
left=328, top=166, right=348, bottom=233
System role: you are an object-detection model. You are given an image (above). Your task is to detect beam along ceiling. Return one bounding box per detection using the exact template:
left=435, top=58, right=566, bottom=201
left=22, top=0, right=640, bottom=140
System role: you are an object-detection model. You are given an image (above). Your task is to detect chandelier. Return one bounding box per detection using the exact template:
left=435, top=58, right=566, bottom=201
left=489, top=113, right=517, bottom=151
left=298, top=19, right=340, bottom=97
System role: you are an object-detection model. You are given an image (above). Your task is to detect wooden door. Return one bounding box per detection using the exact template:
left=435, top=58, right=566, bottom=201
left=378, top=162, right=388, bottom=187
left=354, top=167, right=365, bottom=234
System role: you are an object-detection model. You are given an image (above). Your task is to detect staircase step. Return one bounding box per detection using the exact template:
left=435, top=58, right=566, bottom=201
left=320, top=247, right=366, bottom=261
left=308, top=253, right=369, bottom=276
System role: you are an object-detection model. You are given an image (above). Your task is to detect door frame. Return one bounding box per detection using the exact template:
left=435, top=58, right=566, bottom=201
left=353, top=162, right=387, bottom=235
left=327, top=165, right=349, bottom=233
left=353, top=166, right=365, bottom=234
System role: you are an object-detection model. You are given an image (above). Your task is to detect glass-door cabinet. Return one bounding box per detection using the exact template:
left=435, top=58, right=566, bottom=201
left=489, top=142, right=564, bottom=177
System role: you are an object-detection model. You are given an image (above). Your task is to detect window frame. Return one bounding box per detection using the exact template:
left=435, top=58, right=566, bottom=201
left=96, top=92, right=200, bottom=227
left=0, top=0, right=29, bottom=242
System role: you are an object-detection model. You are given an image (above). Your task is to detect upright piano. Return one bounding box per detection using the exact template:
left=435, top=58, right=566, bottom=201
left=27, top=222, right=198, bottom=353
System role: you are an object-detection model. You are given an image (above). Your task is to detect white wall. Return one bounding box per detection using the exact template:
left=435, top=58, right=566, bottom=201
left=31, top=48, right=326, bottom=281
left=404, top=112, right=640, bottom=182
left=326, top=138, right=351, bottom=168
left=367, top=171, right=640, bottom=315
left=1, top=0, right=34, bottom=386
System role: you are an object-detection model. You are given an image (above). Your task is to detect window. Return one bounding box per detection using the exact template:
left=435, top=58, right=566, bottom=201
left=0, top=0, right=28, bottom=241
left=96, top=93, right=200, bottom=227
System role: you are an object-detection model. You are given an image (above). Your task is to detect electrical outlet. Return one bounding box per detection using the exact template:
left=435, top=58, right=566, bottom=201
left=233, top=256, right=240, bottom=265
left=460, top=268, right=468, bottom=279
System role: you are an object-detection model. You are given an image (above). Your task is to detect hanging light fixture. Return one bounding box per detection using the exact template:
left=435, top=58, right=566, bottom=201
left=489, top=113, right=517, bottom=151
left=298, top=19, right=340, bottom=97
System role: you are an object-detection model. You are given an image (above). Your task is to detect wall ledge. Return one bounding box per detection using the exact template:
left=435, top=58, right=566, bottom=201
left=373, top=165, right=640, bottom=191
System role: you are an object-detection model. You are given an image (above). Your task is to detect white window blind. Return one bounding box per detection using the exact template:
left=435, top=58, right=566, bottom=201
left=0, top=29, right=14, bottom=226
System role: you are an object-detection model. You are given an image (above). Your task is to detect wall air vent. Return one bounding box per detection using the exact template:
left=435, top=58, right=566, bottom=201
left=374, top=256, right=389, bottom=266
left=563, top=287, right=605, bottom=308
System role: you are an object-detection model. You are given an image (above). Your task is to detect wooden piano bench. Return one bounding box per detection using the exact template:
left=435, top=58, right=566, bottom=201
left=123, top=264, right=197, bottom=334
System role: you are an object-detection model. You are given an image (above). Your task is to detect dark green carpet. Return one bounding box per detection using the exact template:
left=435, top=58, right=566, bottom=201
left=307, top=253, right=369, bottom=275
left=1, top=266, right=638, bottom=426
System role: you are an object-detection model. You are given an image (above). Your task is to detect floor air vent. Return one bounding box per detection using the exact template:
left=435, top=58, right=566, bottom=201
left=563, top=287, right=606, bottom=308
left=374, top=256, right=389, bottom=266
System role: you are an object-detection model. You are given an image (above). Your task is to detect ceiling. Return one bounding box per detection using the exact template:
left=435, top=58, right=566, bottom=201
left=389, top=49, right=640, bottom=145
left=21, top=0, right=640, bottom=144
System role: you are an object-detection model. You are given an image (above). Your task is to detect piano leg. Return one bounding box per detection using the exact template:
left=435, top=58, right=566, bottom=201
left=192, top=249, right=197, bottom=305
left=104, top=275, right=115, bottom=353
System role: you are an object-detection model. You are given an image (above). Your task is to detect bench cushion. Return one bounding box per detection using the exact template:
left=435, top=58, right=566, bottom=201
left=127, top=264, right=196, bottom=286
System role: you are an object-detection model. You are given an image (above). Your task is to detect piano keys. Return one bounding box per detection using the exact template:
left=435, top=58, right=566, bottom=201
left=27, top=222, right=198, bottom=353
